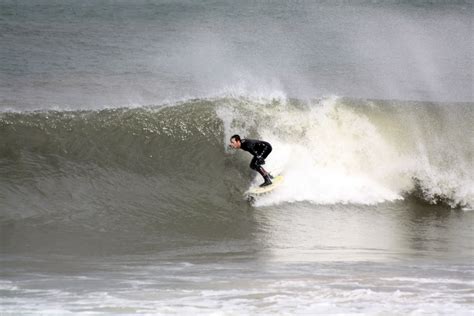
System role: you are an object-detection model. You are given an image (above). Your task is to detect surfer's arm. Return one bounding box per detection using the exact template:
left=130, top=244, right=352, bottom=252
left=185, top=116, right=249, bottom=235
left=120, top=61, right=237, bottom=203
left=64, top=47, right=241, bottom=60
left=241, top=140, right=259, bottom=157
left=248, top=147, right=261, bottom=158
left=248, top=148, right=259, bottom=157
left=250, top=148, right=264, bottom=163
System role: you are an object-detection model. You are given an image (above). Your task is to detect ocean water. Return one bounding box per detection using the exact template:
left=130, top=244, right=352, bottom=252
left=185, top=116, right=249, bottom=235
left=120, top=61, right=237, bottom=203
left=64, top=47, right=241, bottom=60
left=1, top=0, right=473, bottom=315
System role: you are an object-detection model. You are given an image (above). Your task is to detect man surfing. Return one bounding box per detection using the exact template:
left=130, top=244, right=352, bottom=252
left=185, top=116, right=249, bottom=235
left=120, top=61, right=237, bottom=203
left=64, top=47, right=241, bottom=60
left=229, top=134, right=273, bottom=187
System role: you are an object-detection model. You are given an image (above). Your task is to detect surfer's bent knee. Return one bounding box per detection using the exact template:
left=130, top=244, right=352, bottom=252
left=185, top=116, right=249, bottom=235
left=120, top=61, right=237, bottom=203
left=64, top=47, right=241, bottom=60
left=250, top=158, right=259, bottom=170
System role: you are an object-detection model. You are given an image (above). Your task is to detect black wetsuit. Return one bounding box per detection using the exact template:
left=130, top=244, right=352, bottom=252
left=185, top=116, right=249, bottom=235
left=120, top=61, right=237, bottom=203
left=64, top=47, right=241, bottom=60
left=240, top=139, right=272, bottom=176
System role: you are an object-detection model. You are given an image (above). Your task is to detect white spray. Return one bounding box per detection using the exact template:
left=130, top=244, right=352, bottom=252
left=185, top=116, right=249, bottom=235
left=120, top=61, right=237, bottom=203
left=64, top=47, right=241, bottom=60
left=218, top=95, right=473, bottom=208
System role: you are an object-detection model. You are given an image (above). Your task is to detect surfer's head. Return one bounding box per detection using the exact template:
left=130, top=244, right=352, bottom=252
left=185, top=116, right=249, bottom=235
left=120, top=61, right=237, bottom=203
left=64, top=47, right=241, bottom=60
left=229, top=134, right=241, bottom=149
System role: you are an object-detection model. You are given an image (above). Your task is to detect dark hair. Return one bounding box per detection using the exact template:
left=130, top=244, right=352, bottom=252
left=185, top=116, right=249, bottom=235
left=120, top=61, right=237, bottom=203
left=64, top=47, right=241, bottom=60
left=230, top=134, right=241, bottom=142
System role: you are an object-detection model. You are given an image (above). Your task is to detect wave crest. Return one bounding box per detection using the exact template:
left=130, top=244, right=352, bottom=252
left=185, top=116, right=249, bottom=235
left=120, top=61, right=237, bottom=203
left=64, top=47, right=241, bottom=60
left=1, top=96, right=472, bottom=212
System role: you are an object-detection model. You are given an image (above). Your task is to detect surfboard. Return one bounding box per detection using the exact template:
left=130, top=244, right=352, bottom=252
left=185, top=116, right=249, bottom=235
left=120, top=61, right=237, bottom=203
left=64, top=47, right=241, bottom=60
left=245, top=175, right=284, bottom=197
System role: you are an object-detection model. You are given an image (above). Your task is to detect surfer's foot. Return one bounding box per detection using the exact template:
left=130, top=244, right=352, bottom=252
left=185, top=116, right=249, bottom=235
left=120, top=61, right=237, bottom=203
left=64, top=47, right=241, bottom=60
left=268, top=174, right=274, bottom=179
left=260, top=175, right=273, bottom=187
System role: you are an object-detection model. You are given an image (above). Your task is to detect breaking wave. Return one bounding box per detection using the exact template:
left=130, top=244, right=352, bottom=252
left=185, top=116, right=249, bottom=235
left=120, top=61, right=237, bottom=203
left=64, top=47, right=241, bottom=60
left=1, top=95, right=472, bottom=222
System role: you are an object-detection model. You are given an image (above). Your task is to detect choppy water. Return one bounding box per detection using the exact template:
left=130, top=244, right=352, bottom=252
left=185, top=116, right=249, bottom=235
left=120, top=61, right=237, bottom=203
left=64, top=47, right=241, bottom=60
left=1, top=0, right=473, bottom=315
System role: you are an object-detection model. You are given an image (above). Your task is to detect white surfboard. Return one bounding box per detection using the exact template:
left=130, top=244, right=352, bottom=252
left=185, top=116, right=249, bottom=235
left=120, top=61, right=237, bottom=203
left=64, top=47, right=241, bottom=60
left=245, top=175, right=284, bottom=197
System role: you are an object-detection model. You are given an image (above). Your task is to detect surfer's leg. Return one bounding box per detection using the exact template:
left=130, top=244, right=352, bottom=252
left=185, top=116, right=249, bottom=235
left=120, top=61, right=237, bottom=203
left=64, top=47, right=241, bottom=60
left=260, top=145, right=272, bottom=160
left=259, top=168, right=273, bottom=187
left=258, top=145, right=273, bottom=178
left=251, top=158, right=265, bottom=176
left=250, top=157, right=259, bottom=171
left=250, top=158, right=272, bottom=186
left=257, top=166, right=268, bottom=177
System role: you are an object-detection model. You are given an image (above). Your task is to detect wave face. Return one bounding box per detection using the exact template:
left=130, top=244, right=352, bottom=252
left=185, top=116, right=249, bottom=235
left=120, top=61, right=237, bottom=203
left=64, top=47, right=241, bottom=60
left=1, top=97, right=473, bottom=226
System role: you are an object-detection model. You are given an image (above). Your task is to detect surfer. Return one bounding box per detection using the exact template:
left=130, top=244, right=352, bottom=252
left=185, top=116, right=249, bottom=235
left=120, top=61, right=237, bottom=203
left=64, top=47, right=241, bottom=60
left=229, top=135, right=273, bottom=187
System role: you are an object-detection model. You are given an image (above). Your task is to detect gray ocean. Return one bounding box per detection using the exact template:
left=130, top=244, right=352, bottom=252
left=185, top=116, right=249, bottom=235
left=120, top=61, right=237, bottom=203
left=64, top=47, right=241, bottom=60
left=1, top=1, right=473, bottom=314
